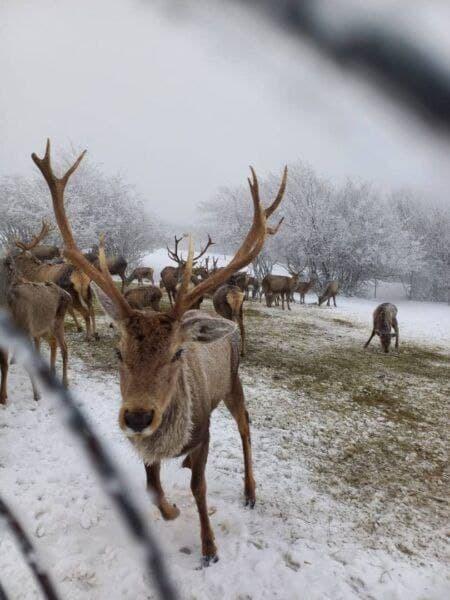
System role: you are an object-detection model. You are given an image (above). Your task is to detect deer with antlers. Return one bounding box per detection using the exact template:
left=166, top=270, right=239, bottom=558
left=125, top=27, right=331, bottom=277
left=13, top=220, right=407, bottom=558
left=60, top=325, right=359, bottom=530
left=161, top=234, right=214, bottom=306
left=33, top=140, right=286, bottom=565
left=13, top=221, right=98, bottom=340
left=0, top=253, right=71, bottom=404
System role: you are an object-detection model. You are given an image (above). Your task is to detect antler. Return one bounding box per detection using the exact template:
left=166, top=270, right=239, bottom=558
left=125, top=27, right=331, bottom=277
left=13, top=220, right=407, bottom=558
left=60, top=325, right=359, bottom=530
left=192, top=234, right=215, bottom=264
left=31, top=139, right=132, bottom=318
left=172, top=165, right=287, bottom=317
left=15, top=219, right=53, bottom=252
left=167, top=234, right=187, bottom=265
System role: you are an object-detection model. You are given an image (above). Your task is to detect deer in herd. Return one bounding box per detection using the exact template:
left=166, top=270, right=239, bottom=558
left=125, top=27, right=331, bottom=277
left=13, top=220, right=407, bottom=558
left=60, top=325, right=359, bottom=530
left=14, top=221, right=98, bottom=340
left=364, top=303, right=399, bottom=353
left=246, top=275, right=260, bottom=301
left=161, top=234, right=214, bottom=306
left=126, top=267, right=154, bottom=286
left=33, top=139, right=286, bottom=566
left=213, top=285, right=245, bottom=356
left=0, top=253, right=71, bottom=404
left=318, top=280, right=339, bottom=307
left=84, top=245, right=128, bottom=292
left=262, top=270, right=297, bottom=310
left=124, top=285, right=162, bottom=311
left=296, top=277, right=316, bottom=304
left=30, top=244, right=61, bottom=261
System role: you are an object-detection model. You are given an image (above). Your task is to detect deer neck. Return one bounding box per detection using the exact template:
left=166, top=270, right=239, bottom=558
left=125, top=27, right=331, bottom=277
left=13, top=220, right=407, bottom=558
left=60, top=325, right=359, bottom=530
left=131, top=366, right=193, bottom=465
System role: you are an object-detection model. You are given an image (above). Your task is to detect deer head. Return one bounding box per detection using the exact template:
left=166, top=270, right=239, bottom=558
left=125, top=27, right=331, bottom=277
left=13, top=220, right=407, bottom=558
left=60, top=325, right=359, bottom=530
left=33, top=140, right=287, bottom=438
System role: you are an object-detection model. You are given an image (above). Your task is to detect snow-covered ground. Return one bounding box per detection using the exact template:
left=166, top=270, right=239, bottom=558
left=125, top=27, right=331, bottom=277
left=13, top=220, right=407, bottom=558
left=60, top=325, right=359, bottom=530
left=0, top=293, right=448, bottom=599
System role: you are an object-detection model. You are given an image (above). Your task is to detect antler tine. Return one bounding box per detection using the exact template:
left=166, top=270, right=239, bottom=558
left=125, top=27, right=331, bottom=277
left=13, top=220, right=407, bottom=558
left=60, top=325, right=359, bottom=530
left=172, top=166, right=287, bottom=314
left=265, top=166, right=288, bottom=218
left=172, top=236, right=194, bottom=318
left=14, top=219, right=53, bottom=252
left=32, top=139, right=132, bottom=317
left=192, top=234, right=215, bottom=263
left=167, top=234, right=187, bottom=264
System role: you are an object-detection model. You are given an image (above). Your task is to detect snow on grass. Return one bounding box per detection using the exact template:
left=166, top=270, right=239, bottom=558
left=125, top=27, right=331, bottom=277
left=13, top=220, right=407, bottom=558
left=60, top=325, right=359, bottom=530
left=0, top=295, right=448, bottom=599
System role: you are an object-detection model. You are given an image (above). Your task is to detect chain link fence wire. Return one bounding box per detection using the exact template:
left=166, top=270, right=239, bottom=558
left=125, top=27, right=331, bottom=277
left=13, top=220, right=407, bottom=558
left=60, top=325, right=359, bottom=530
left=0, top=310, right=179, bottom=600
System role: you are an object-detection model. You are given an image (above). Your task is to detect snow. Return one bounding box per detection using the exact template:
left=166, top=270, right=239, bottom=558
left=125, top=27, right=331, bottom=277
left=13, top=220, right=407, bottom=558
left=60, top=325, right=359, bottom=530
left=1, top=292, right=449, bottom=599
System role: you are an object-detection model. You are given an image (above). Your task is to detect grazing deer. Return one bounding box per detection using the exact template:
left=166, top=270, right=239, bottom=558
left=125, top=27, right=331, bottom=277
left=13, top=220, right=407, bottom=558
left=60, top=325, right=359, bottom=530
left=262, top=272, right=298, bottom=310
left=213, top=285, right=245, bottom=356
left=33, top=139, right=286, bottom=565
left=162, top=235, right=215, bottom=307
left=364, top=302, right=399, bottom=353
left=0, top=253, right=71, bottom=404
left=14, top=222, right=97, bottom=340
left=126, top=267, right=155, bottom=286
left=318, top=280, right=339, bottom=307
left=124, top=285, right=162, bottom=311
left=296, top=278, right=316, bottom=304
left=85, top=245, right=128, bottom=292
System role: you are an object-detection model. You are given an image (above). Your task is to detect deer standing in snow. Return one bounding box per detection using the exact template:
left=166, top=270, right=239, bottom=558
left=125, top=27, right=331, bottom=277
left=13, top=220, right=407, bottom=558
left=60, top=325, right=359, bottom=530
left=318, top=280, right=339, bottom=307
left=32, top=139, right=286, bottom=566
left=364, top=302, right=399, bottom=353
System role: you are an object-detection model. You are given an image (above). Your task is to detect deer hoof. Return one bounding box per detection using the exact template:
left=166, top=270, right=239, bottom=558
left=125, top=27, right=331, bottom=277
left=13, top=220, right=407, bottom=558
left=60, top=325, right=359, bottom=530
left=201, top=554, right=219, bottom=568
left=245, top=498, right=256, bottom=509
left=94, top=332, right=100, bottom=341
left=160, top=501, right=180, bottom=521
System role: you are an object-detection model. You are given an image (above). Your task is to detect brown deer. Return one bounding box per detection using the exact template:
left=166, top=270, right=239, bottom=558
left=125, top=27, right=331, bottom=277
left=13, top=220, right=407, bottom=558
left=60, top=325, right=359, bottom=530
left=318, top=280, right=339, bottom=307
left=364, top=302, right=399, bottom=353
left=33, top=140, right=286, bottom=565
left=246, top=276, right=260, bottom=301
left=30, top=244, right=61, bottom=261
left=296, top=278, right=316, bottom=304
left=85, top=245, right=128, bottom=292
left=124, top=285, right=162, bottom=311
left=126, top=267, right=154, bottom=286
left=14, top=222, right=97, bottom=340
left=162, top=234, right=215, bottom=306
left=213, top=285, right=245, bottom=356
left=0, top=253, right=71, bottom=403
left=262, top=272, right=298, bottom=310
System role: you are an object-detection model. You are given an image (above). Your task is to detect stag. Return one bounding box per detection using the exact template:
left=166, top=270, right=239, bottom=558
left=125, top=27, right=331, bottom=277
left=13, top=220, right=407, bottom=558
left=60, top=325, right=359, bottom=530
left=126, top=267, right=154, bottom=286
left=85, top=245, right=128, bottom=292
left=162, top=234, right=214, bottom=306
left=318, top=280, right=339, bottom=307
left=124, top=285, right=162, bottom=311
left=213, top=285, right=245, bottom=356
left=14, top=222, right=97, bottom=340
left=364, top=302, right=399, bottom=353
left=34, top=140, right=286, bottom=565
left=262, top=270, right=298, bottom=310
left=0, top=253, right=71, bottom=404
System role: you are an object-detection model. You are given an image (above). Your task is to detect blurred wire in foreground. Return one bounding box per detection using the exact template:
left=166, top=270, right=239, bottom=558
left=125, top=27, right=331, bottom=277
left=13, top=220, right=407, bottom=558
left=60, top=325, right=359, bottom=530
left=0, top=310, right=178, bottom=600
left=0, top=497, right=61, bottom=600
left=242, top=0, right=450, bottom=130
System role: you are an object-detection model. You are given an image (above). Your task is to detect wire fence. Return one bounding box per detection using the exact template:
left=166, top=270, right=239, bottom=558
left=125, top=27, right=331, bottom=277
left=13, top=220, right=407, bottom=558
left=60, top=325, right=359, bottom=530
left=0, top=310, right=179, bottom=600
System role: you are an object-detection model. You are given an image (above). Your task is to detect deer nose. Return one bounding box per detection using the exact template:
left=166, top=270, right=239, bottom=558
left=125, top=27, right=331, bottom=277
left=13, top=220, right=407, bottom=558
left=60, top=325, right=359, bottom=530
left=124, top=410, right=154, bottom=432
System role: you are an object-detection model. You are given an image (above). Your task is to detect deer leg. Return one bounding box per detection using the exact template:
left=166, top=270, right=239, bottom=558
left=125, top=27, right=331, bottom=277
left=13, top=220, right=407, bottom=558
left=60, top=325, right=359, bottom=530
left=0, top=350, right=8, bottom=405
left=224, top=378, right=256, bottom=508
left=238, top=309, right=246, bottom=357
left=30, top=337, right=41, bottom=401
left=287, top=292, right=291, bottom=311
left=89, top=302, right=99, bottom=340
left=145, top=462, right=180, bottom=520
left=364, top=330, right=376, bottom=348
left=120, top=275, right=126, bottom=292
left=55, top=325, right=69, bottom=388
left=189, top=432, right=218, bottom=566
left=393, top=318, right=400, bottom=350
left=333, top=294, right=337, bottom=307
left=69, top=307, right=83, bottom=332
left=49, top=336, right=57, bottom=375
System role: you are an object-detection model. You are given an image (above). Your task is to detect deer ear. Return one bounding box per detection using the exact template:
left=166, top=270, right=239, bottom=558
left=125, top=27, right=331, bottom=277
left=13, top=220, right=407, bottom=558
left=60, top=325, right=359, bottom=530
left=92, top=283, right=123, bottom=323
left=181, top=315, right=236, bottom=343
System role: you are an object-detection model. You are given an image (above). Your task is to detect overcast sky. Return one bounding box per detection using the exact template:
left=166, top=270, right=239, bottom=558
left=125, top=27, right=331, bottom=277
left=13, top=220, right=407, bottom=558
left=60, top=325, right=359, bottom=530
left=1, top=0, right=449, bottom=223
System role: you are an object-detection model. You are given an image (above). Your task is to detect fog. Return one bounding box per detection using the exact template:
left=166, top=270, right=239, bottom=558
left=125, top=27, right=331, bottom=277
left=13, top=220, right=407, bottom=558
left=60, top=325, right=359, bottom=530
left=1, top=0, right=449, bottom=222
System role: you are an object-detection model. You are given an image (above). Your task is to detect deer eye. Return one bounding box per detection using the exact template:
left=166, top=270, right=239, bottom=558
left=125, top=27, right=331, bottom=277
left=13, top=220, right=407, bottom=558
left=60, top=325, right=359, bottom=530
left=171, top=349, right=184, bottom=363
left=115, top=348, right=123, bottom=362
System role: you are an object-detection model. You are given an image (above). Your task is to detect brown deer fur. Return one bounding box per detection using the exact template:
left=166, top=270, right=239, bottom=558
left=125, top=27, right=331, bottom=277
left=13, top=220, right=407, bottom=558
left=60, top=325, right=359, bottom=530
left=364, top=302, right=399, bottom=353
left=262, top=274, right=299, bottom=310
left=318, top=281, right=339, bottom=307
left=0, top=254, right=71, bottom=403
left=126, top=267, right=154, bottom=286
left=85, top=247, right=128, bottom=292
left=124, top=285, right=162, bottom=311
left=213, top=285, right=246, bottom=356
left=296, top=279, right=315, bottom=304
left=30, top=244, right=61, bottom=261
left=33, top=139, right=286, bottom=565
